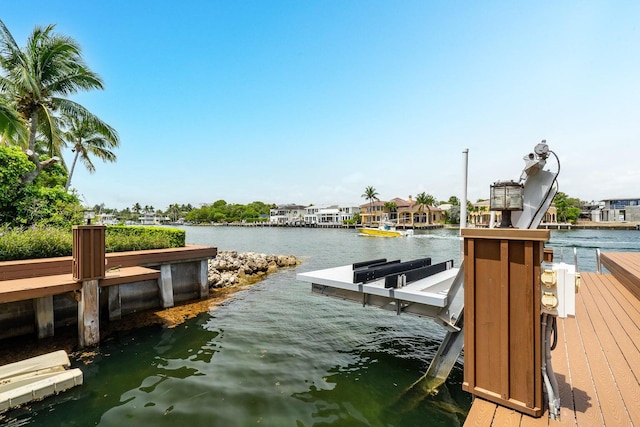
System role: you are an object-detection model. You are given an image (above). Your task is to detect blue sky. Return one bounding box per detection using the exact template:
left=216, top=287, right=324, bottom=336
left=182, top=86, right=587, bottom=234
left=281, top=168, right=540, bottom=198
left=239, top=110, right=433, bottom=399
left=3, top=1, right=639, bottom=210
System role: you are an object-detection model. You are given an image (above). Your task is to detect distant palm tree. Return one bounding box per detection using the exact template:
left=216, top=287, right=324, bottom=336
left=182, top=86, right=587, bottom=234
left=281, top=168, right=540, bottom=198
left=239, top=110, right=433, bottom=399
left=384, top=201, right=398, bottom=222
left=362, top=186, right=379, bottom=224
left=132, top=203, right=142, bottom=215
left=0, top=20, right=105, bottom=183
left=415, top=192, right=436, bottom=224
left=62, top=115, right=119, bottom=190
left=167, top=204, right=181, bottom=222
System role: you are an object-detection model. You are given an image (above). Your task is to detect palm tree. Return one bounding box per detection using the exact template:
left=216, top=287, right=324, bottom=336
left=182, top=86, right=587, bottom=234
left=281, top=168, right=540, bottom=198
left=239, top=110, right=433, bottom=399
left=62, top=115, right=119, bottom=190
left=0, top=20, right=106, bottom=183
left=0, top=95, right=26, bottom=145
left=415, top=192, right=436, bottom=224
left=361, top=186, right=379, bottom=225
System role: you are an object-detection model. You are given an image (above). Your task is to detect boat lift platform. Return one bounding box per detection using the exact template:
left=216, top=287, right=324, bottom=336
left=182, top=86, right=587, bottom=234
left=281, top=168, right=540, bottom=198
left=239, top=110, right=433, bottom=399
left=297, top=257, right=466, bottom=388
left=297, top=259, right=459, bottom=315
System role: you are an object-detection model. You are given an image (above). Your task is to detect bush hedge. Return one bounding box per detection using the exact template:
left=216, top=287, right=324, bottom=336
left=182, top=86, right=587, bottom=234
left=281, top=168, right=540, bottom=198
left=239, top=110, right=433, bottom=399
left=0, top=225, right=186, bottom=261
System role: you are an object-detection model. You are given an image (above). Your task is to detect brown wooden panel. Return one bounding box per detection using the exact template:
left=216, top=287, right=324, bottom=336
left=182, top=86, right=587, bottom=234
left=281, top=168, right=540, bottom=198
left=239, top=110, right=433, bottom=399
left=464, top=237, right=477, bottom=393
left=0, top=257, right=73, bottom=280
left=463, top=229, right=545, bottom=417
left=0, top=245, right=216, bottom=281
left=462, top=228, right=550, bottom=242
left=73, top=226, right=106, bottom=281
left=106, top=245, right=217, bottom=268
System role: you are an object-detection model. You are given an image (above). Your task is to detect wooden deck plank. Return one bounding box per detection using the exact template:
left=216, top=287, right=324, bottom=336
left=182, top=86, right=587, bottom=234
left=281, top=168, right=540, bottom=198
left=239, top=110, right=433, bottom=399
left=581, top=273, right=640, bottom=425
left=0, top=274, right=80, bottom=304
left=559, top=308, right=602, bottom=427
left=547, top=318, right=576, bottom=427
left=0, top=266, right=162, bottom=303
left=464, top=398, right=498, bottom=427
left=492, top=405, right=524, bottom=426
left=600, top=252, right=640, bottom=300
left=99, top=266, right=161, bottom=287
left=574, top=274, right=630, bottom=426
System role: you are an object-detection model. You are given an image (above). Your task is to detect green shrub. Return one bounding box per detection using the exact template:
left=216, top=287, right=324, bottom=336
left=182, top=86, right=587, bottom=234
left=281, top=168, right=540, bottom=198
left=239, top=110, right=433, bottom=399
left=0, top=226, right=73, bottom=260
left=0, top=225, right=186, bottom=261
left=105, top=226, right=185, bottom=252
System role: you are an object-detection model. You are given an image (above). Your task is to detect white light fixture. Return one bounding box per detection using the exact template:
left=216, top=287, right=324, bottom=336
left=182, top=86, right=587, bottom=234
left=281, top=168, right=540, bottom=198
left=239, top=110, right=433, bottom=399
left=83, top=208, right=95, bottom=225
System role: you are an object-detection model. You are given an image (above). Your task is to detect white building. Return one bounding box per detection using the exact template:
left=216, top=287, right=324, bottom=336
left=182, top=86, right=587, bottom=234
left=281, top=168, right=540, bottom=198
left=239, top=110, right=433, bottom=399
left=273, top=204, right=360, bottom=225
left=269, top=205, right=306, bottom=225
left=96, top=213, right=118, bottom=225
left=139, top=213, right=168, bottom=225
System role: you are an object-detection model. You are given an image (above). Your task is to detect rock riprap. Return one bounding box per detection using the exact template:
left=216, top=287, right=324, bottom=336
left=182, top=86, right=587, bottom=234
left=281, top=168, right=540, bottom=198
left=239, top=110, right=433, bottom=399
left=208, top=250, right=300, bottom=288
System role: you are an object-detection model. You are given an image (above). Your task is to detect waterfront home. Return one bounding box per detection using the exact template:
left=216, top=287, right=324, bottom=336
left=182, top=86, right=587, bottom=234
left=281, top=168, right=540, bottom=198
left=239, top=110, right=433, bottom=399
left=96, top=213, right=118, bottom=225
left=138, top=212, right=168, bottom=225
left=598, top=198, right=640, bottom=222
left=360, top=196, right=444, bottom=226
left=315, top=205, right=360, bottom=225
left=269, top=204, right=306, bottom=225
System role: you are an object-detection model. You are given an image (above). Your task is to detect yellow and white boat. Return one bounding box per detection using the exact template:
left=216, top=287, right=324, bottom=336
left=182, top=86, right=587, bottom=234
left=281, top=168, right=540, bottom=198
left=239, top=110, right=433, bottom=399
left=357, top=217, right=413, bottom=237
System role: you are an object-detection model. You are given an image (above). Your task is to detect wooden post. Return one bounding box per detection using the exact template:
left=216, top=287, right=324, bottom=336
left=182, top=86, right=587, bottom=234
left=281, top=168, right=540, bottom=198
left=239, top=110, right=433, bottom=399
left=159, top=264, right=174, bottom=308
left=199, top=259, right=209, bottom=299
left=72, top=226, right=105, bottom=348
left=107, top=285, right=121, bottom=320
left=461, top=228, right=550, bottom=417
left=34, top=296, right=54, bottom=338
left=77, top=279, right=100, bottom=348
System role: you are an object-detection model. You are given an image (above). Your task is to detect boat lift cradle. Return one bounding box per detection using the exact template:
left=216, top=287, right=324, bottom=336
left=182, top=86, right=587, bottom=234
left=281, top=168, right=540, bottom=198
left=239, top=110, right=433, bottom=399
left=297, top=142, right=559, bottom=390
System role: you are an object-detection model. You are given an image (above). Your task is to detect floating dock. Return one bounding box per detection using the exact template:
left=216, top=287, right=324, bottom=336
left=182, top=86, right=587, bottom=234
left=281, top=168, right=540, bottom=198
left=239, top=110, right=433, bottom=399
left=0, top=350, right=83, bottom=413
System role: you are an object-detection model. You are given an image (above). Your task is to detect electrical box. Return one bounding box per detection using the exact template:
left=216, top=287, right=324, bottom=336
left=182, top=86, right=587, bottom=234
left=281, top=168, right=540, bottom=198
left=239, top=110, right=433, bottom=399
left=540, top=262, right=579, bottom=318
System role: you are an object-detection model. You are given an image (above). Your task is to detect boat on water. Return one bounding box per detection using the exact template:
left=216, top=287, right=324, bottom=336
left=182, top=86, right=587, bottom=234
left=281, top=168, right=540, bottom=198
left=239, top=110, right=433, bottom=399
left=357, top=216, right=413, bottom=237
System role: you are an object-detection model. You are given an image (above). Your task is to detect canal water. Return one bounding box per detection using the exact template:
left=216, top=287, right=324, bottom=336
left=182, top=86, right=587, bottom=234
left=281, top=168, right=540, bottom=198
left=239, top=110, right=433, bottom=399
left=5, top=227, right=640, bottom=427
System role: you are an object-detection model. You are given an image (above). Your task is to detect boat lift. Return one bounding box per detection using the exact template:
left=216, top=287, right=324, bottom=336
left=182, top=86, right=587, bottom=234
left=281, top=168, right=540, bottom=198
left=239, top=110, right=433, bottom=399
left=297, top=142, right=561, bottom=392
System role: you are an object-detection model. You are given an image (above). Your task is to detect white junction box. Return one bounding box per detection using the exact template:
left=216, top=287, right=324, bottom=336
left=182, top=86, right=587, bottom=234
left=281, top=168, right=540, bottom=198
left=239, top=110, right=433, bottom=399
left=540, top=261, right=579, bottom=318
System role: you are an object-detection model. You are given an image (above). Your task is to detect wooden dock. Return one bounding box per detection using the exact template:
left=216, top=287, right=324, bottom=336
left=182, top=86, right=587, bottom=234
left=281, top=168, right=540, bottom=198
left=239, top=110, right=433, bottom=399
left=464, top=252, right=640, bottom=426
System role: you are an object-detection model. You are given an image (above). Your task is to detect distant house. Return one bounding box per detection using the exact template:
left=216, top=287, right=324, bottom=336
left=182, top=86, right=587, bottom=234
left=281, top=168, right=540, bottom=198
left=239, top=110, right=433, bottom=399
left=359, top=196, right=444, bottom=226
left=96, top=213, right=118, bottom=225
left=316, top=205, right=360, bottom=225
left=269, top=204, right=306, bottom=225
left=599, top=198, right=640, bottom=222
left=139, top=212, right=167, bottom=225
